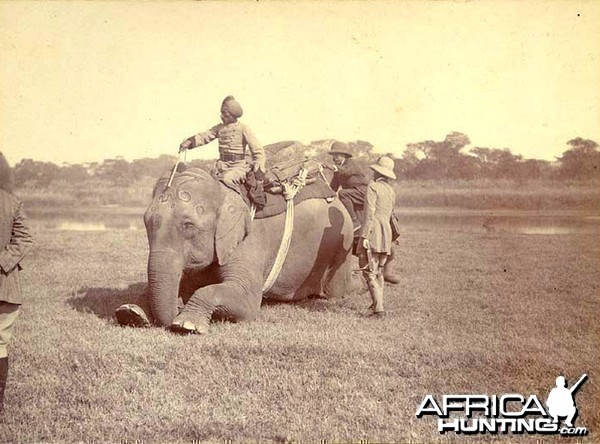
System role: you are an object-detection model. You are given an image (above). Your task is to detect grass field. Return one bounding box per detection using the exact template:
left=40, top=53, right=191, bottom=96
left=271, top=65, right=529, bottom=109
left=1, top=221, right=599, bottom=442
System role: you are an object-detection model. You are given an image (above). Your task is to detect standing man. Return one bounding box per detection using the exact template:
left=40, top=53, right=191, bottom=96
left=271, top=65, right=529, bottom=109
left=328, top=141, right=369, bottom=232
left=0, top=152, right=34, bottom=414
left=358, top=156, right=397, bottom=317
left=179, top=95, right=266, bottom=206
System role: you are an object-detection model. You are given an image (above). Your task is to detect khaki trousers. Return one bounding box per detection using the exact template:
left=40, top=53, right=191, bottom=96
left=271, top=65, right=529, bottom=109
left=0, top=302, right=20, bottom=358
left=213, top=160, right=251, bottom=186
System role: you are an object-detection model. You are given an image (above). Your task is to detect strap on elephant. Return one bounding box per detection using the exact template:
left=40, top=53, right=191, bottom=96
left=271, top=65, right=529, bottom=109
left=262, top=167, right=309, bottom=293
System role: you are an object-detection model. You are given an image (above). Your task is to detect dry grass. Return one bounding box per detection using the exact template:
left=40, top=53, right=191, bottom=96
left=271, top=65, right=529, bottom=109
left=1, top=224, right=599, bottom=442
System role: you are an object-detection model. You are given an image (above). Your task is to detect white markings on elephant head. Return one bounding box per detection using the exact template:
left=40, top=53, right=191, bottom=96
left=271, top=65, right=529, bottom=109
left=152, top=214, right=161, bottom=229
left=158, top=193, right=172, bottom=204
left=178, top=190, right=192, bottom=202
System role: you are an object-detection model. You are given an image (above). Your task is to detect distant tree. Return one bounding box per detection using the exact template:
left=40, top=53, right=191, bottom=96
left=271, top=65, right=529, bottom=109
left=470, top=147, right=523, bottom=179
left=131, top=155, right=177, bottom=178
left=556, top=137, right=600, bottom=180
left=95, top=158, right=136, bottom=186
left=405, top=139, right=436, bottom=161
left=60, top=163, right=89, bottom=182
left=346, top=140, right=374, bottom=159
left=567, top=137, right=599, bottom=151
left=518, top=159, right=553, bottom=180
left=394, top=145, right=422, bottom=179
left=402, top=132, right=475, bottom=179
left=14, top=159, right=61, bottom=186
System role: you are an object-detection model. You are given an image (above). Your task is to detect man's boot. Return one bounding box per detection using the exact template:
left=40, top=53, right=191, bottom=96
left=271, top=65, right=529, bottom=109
left=383, top=244, right=401, bottom=284
left=0, top=356, right=8, bottom=414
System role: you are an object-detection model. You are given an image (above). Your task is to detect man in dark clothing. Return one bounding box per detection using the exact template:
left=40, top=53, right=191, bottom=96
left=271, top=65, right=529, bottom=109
left=328, top=142, right=369, bottom=232
left=328, top=141, right=401, bottom=284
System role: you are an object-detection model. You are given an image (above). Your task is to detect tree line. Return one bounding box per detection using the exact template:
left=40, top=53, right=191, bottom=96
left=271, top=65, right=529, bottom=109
left=13, top=133, right=600, bottom=187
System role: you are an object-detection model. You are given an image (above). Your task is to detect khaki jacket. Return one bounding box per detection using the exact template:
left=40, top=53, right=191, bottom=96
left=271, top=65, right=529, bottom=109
left=0, top=190, right=34, bottom=304
left=192, top=121, right=266, bottom=172
left=361, top=179, right=395, bottom=254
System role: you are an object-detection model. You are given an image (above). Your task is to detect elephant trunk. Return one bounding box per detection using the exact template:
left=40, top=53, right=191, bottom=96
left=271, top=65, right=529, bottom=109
left=147, top=248, right=184, bottom=327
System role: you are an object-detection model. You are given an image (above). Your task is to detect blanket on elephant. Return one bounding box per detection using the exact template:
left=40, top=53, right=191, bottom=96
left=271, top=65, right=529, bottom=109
left=254, top=178, right=336, bottom=219
left=231, top=156, right=337, bottom=218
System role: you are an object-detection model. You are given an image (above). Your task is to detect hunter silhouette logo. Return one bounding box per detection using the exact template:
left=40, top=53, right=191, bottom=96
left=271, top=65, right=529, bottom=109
left=416, top=374, right=589, bottom=436
left=546, top=374, right=587, bottom=428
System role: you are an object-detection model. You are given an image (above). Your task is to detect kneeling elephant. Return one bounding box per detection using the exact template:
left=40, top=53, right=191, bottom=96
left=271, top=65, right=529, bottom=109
left=116, top=167, right=354, bottom=333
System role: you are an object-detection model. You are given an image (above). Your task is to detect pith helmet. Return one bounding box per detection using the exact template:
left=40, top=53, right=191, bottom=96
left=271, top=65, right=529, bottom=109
left=370, top=156, right=397, bottom=179
left=328, top=141, right=353, bottom=157
left=221, top=95, right=243, bottom=119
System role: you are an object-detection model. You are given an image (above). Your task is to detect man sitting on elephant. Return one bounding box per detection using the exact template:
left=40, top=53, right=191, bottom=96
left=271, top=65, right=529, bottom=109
left=328, top=141, right=369, bottom=232
left=179, top=95, right=266, bottom=207
left=328, top=141, right=401, bottom=284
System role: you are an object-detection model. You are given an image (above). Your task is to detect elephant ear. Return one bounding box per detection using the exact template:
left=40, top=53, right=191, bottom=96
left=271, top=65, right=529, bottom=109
left=215, top=187, right=252, bottom=266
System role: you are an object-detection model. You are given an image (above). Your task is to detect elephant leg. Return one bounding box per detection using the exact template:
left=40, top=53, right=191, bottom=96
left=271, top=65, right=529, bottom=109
left=171, top=281, right=263, bottom=334
left=322, top=241, right=353, bottom=299
left=383, top=243, right=401, bottom=284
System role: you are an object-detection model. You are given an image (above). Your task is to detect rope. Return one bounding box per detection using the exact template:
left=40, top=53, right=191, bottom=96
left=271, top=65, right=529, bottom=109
left=262, top=197, right=295, bottom=293
left=261, top=168, right=308, bottom=293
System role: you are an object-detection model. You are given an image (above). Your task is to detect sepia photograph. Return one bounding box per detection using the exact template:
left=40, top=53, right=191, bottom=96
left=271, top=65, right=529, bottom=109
left=1, top=1, right=599, bottom=442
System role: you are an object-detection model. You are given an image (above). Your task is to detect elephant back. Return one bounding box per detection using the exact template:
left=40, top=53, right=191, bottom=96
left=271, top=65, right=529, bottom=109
left=153, top=166, right=215, bottom=197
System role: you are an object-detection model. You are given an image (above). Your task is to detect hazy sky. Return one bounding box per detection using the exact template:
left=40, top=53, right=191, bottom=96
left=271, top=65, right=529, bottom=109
left=1, top=1, right=599, bottom=165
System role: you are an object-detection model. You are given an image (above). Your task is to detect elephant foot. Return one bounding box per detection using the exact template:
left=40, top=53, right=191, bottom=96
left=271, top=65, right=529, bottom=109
left=115, top=304, right=151, bottom=328
left=170, top=313, right=210, bottom=335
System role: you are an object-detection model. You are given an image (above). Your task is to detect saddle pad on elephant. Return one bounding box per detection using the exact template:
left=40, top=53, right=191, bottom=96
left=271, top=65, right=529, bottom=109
left=254, top=178, right=336, bottom=219
left=263, top=157, right=323, bottom=189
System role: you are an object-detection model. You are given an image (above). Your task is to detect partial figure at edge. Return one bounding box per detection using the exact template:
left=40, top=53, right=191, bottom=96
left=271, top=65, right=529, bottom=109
left=0, top=152, right=34, bottom=415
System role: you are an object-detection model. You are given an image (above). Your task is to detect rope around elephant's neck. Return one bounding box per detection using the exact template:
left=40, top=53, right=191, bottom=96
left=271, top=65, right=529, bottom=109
left=261, top=167, right=309, bottom=293
left=262, top=197, right=294, bottom=293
